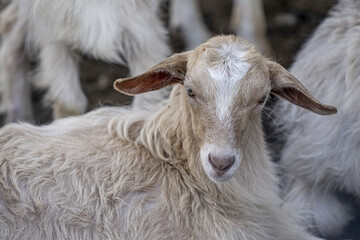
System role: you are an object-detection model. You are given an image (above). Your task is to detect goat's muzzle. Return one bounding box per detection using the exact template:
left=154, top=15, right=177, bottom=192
left=208, top=154, right=235, bottom=176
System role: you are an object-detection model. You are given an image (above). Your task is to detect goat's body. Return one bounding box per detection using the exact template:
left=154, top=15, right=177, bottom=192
left=0, top=86, right=317, bottom=239
left=24, top=0, right=166, bottom=66
left=0, top=0, right=170, bottom=121
left=275, top=0, right=360, bottom=237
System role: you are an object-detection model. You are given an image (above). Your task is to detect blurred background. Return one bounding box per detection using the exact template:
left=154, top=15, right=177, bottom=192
left=0, top=0, right=338, bottom=126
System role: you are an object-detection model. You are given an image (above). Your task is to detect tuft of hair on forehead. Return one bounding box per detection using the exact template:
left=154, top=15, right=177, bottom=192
left=203, top=35, right=253, bottom=52
left=199, top=35, right=256, bottom=80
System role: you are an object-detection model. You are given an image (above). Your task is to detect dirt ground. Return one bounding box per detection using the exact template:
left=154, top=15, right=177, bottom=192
left=3, top=0, right=360, bottom=239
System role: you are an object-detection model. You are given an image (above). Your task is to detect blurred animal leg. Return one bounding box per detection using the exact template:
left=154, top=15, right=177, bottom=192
left=170, top=0, right=211, bottom=50
left=38, top=44, right=87, bottom=119
left=0, top=2, right=33, bottom=123
left=229, top=0, right=271, bottom=56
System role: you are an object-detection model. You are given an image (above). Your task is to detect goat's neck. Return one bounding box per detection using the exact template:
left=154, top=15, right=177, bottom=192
left=140, top=87, right=199, bottom=165
left=140, top=88, right=278, bottom=201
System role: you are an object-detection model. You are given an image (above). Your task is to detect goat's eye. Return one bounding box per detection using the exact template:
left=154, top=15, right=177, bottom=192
left=186, top=87, right=195, bottom=98
left=258, top=95, right=267, bottom=104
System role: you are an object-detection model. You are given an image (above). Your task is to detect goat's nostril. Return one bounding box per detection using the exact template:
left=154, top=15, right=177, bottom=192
left=208, top=154, right=235, bottom=172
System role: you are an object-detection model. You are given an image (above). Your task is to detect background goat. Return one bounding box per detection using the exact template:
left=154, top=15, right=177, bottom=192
left=0, top=0, right=170, bottom=122
left=0, top=0, right=272, bottom=124
left=170, top=0, right=271, bottom=55
left=0, top=35, right=334, bottom=239
left=274, top=0, right=360, bottom=237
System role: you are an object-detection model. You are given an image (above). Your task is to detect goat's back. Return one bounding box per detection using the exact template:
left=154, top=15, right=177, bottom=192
left=275, top=0, right=360, bottom=194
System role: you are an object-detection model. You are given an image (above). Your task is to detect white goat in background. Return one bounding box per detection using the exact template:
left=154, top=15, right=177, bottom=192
left=0, top=0, right=170, bottom=122
left=170, top=0, right=271, bottom=55
left=0, top=35, right=334, bottom=239
left=0, top=0, right=270, bottom=124
left=274, top=0, right=360, bottom=238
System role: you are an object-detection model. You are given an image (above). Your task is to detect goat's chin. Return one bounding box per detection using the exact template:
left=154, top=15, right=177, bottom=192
left=208, top=173, right=234, bottom=182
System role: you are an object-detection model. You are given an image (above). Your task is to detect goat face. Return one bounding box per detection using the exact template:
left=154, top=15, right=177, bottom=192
left=183, top=42, right=272, bottom=181
left=114, top=35, right=337, bottom=183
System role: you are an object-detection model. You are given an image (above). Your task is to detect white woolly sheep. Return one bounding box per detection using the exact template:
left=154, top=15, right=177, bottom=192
left=0, top=0, right=170, bottom=122
left=274, top=0, right=360, bottom=237
left=0, top=35, right=334, bottom=239
left=170, top=0, right=271, bottom=55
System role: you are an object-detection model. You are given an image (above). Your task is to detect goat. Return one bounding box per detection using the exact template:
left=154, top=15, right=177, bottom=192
left=0, top=35, right=334, bottom=239
left=0, top=0, right=271, bottom=124
left=169, top=0, right=271, bottom=56
left=274, top=0, right=360, bottom=237
left=0, top=0, right=170, bottom=122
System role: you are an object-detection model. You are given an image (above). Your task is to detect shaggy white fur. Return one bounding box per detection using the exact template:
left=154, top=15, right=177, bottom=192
left=274, top=0, right=360, bottom=237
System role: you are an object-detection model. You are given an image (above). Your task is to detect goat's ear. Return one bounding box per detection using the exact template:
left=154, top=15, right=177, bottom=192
left=267, top=61, right=337, bottom=115
left=114, top=51, right=190, bottom=95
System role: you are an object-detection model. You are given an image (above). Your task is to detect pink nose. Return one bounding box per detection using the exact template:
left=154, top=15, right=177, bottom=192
left=208, top=154, right=235, bottom=175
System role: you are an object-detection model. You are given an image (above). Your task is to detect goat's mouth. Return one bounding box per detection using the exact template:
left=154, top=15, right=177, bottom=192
left=200, top=144, right=242, bottom=182
left=211, top=172, right=235, bottom=182
left=207, top=163, right=240, bottom=182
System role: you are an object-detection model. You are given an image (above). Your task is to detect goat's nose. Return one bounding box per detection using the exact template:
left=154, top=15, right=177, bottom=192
left=208, top=154, right=235, bottom=175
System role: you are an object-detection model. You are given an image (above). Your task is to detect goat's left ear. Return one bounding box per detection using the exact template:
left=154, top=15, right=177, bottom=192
left=267, top=61, right=337, bottom=115
left=114, top=51, right=190, bottom=95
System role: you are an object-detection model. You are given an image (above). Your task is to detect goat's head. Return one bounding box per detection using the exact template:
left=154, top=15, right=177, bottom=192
left=114, top=35, right=336, bottom=182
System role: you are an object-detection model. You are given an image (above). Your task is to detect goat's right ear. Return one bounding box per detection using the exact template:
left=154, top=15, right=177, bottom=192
left=267, top=61, right=337, bottom=115
left=114, top=51, right=190, bottom=96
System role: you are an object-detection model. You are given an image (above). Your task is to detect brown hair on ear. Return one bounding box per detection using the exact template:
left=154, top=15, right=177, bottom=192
left=114, top=51, right=190, bottom=96
left=267, top=61, right=337, bottom=115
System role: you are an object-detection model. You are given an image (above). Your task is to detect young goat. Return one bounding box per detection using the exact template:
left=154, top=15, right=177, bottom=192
left=0, top=0, right=170, bottom=122
left=0, top=36, right=334, bottom=239
left=274, top=0, right=360, bottom=237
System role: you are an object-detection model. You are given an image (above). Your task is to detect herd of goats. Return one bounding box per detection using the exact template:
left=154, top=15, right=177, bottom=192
left=0, top=0, right=359, bottom=239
